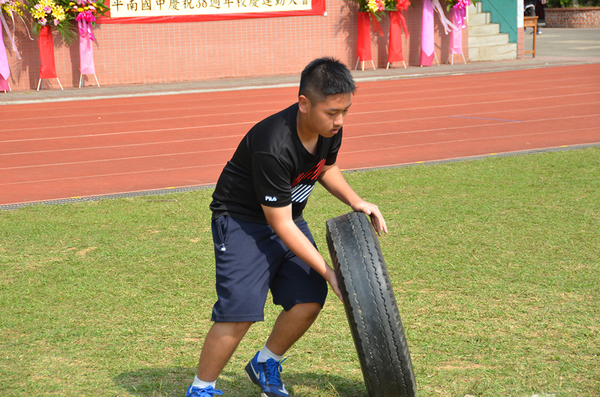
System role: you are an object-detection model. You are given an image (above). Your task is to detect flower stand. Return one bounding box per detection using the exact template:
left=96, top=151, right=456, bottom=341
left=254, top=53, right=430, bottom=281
left=387, top=11, right=408, bottom=69
left=355, top=11, right=376, bottom=71
left=448, top=0, right=469, bottom=64
left=420, top=0, right=437, bottom=66
left=421, top=0, right=456, bottom=67
left=1, top=10, right=21, bottom=92
left=77, top=12, right=100, bottom=88
left=37, top=25, right=63, bottom=91
left=0, top=20, right=10, bottom=92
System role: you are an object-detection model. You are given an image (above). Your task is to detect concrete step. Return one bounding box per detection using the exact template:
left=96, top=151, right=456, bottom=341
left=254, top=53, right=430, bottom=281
left=469, top=32, right=511, bottom=47
left=468, top=2, right=481, bottom=13
left=469, top=43, right=517, bottom=61
left=468, top=11, right=491, bottom=26
left=469, top=23, right=500, bottom=36
left=467, top=2, right=516, bottom=62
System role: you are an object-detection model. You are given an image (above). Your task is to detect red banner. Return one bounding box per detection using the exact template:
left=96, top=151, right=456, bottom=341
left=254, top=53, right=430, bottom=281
left=38, top=26, right=57, bottom=79
left=97, top=0, right=324, bottom=24
left=388, top=11, right=407, bottom=63
left=356, top=11, right=371, bottom=62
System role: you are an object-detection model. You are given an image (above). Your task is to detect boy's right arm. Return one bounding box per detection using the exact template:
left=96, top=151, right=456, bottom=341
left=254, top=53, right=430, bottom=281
left=261, top=204, right=343, bottom=302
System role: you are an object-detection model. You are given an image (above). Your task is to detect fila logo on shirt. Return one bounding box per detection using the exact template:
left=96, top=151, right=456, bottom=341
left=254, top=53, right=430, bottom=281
left=265, top=196, right=278, bottom=202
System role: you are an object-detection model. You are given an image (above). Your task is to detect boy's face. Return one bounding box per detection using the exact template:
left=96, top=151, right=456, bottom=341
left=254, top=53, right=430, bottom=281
left=299, top=93, right=352, bottom=138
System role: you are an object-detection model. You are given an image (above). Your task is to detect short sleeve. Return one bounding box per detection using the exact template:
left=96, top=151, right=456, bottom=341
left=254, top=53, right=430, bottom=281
left=252, top=152, right=293, bottom=208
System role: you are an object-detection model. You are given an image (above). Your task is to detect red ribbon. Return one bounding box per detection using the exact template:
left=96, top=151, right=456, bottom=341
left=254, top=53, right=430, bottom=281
left=371, top=15, right=383, bottom=36
left=396, top=0, right=411, bottom=11
left=371, top=17, right=383, bottom=36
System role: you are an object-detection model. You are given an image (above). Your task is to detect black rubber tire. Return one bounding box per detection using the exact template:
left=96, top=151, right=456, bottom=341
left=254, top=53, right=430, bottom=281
left=325, top=211, right=417, bottom=397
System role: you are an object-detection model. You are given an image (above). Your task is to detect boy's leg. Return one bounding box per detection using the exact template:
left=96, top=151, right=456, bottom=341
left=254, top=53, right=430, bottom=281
left=265, top=302, right=321, bottom=355
left=194, top=216, right=278, bottom=385
left=244, top=220, right=328, bottom=396
left=265, top=219, right=328, bottom=355
left=196, top=321, right=253, bottom=381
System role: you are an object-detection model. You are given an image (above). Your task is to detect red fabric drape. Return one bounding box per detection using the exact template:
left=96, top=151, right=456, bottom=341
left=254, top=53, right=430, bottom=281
left=388, top=11, right=408, bottom=63
left=357, top=12, right=372, bottom=62
left=38, top=26, right=57, bottom=79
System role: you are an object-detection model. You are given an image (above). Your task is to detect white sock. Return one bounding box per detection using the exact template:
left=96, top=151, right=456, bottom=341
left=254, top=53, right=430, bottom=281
left=257, top=344, right=283, bottom=363
left=192, top=376, right=216, bottom=390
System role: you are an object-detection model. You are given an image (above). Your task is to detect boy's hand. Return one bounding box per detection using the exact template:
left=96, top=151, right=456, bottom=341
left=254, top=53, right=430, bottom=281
left=324, top=266, right=343, bottom=302
left=351, top=200, right=388, bottom=236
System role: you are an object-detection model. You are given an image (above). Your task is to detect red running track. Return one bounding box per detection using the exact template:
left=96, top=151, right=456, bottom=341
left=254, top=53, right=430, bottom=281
left=1, top=64, right=599, bottom=207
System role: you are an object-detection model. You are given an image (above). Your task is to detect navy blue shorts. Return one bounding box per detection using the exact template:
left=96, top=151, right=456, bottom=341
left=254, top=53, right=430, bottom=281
left=210, top=215, right=328, bottom=322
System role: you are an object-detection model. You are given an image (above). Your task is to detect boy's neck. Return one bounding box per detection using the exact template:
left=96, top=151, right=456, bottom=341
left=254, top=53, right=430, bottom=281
left=297, top=110, right=319, bottom=155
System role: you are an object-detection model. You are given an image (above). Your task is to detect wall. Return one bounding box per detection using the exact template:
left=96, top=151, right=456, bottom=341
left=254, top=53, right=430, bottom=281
left=2, top=0, right=468, bottom=91
left=545, top=7, right=600, bottom=27
left=481, top=0, right=519, bottom=42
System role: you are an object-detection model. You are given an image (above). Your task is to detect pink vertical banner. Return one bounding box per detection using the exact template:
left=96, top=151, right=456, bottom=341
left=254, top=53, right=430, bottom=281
left=0, top=19, right=10, bottom=91
left=420, top=0, right=435, bottom=66
left=450, top=10, right=463, bottom=54
left=357, top=11, right=372, bottom=62
left=450, top=1, right=469, bottom=54
left=78, top=20, right=96, bottom=75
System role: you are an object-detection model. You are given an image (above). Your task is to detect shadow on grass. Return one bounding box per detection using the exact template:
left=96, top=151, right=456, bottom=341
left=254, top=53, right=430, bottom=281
left=114, top=367, right=366, bottom=396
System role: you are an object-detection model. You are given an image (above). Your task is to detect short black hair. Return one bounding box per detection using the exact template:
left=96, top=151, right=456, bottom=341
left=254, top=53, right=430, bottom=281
left=299, top=57, right=356, bottom=104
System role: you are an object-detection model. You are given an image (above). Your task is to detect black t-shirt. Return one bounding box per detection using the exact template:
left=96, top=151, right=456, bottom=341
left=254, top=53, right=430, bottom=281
left=210, top=103, right=343, bottom=224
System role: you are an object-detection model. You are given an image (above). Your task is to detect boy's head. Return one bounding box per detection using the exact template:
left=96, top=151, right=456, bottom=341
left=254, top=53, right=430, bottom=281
left=299, top=57, right=356, bottom=105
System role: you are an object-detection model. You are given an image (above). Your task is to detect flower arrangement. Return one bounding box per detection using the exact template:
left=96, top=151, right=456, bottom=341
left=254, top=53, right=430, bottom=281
left=353, top=0, right=407, bottom=20
left=1, top=0, right=27, bottom=18
left=66, top=0, right=108, bottom=22
left=354, top=0, right=396, bottom=20
left=444, top=0, right=477, bottom=11
left=30, top=0, right=66, bottom=27
left=28, top=0, right=76, bottom=43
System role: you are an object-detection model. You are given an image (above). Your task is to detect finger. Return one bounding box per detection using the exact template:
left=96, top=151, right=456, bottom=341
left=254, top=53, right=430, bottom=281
left=335, top=286, right=344, bottom=302
left=370, top=213, right=385, bottom=235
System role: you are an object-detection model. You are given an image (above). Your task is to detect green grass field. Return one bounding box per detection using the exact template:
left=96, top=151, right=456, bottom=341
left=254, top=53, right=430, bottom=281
left=1, top=147, right=598, bottom=397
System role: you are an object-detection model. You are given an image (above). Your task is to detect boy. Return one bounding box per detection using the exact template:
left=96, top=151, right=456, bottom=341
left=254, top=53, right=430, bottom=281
left=187, top=57, right=387, bottom=397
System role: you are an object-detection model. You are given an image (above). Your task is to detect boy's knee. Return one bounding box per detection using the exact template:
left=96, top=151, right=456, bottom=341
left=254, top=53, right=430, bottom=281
left=291, top=302, right=322, bottom=320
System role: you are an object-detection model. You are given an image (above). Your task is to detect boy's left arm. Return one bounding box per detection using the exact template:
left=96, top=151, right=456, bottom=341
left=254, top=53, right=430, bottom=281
left=318, top=164, right=388, bottom=235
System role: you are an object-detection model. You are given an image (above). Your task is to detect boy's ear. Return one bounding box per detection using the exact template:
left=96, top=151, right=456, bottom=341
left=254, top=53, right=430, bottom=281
left=298, top=95, right=310, bottom=114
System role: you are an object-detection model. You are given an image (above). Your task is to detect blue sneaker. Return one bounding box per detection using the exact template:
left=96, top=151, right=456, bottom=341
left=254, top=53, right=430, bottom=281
left=186, top=385, right=223, bottom=396
left=245, top=352, right=290, bottom=397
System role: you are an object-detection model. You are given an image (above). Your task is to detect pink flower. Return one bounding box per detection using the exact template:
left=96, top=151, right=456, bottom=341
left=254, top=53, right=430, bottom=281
left=43, top=5, right=52, bottom=13
left=38, top=17, right=47, bottom=24
left=452, top=0, right=471, bottom=9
